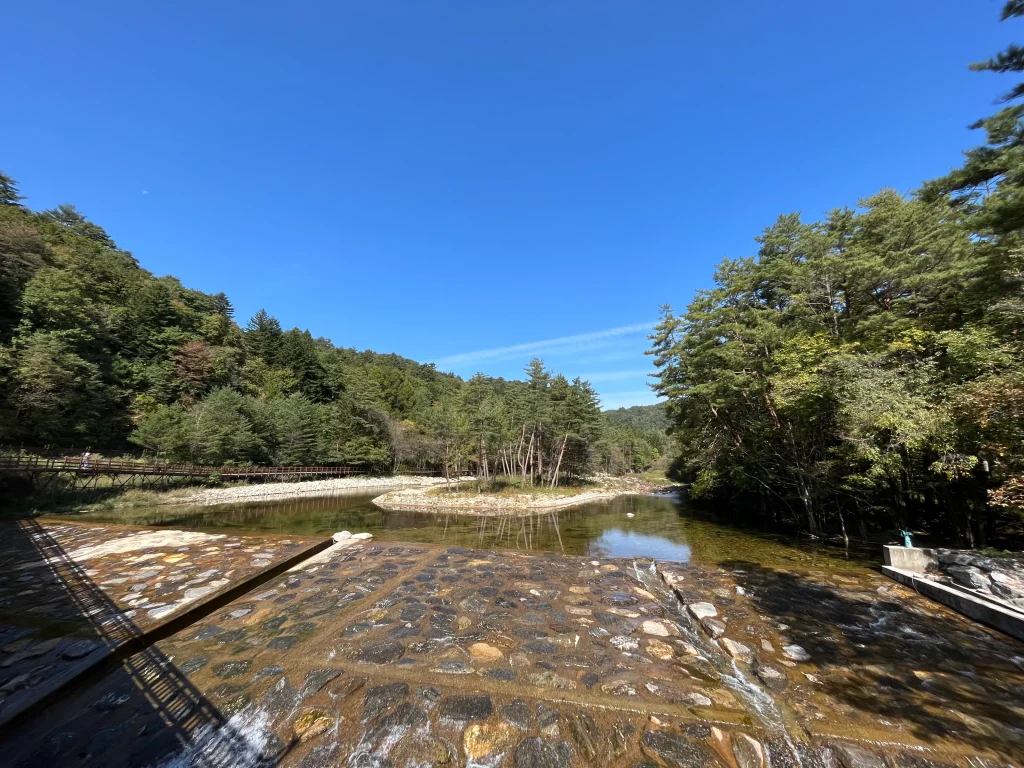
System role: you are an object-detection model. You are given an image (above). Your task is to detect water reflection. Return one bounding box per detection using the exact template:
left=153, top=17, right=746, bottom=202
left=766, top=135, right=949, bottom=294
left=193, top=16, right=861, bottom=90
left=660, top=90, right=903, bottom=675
left=58, top=491, right=874, bottom=569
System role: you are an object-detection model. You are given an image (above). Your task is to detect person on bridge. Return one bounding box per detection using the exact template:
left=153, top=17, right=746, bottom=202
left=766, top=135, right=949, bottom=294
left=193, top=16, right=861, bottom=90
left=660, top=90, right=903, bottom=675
left=81, top=451, right=91, bottom=469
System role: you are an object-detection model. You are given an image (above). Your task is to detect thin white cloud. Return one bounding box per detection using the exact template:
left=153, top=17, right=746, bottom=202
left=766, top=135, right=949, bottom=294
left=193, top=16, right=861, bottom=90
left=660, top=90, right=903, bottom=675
left=577, top=369, right=655, bottom=383
left=573, top=349, right=647, bottom=366
left=142, top=190, right=149, bottom=195
left=435, top=322, right=655, bottom=368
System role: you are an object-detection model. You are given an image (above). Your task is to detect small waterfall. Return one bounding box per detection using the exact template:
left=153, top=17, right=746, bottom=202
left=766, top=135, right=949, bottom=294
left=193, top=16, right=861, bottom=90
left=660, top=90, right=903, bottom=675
left=632, top=559, right=808, bottom=768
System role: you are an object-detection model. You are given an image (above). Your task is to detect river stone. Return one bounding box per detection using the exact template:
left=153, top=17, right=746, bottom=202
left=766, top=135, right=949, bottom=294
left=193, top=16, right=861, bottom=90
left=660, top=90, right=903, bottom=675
left=378, top=702, right=428, bottom=731
left=602, top=679, right=639, bottom=696
left=486, top=668, right=516, bottom=682
left=61, top=640, right=101, bottom=660
left=688, top=602, right=717, bottom=620
left=537, top=703, right=560, bottom=736
left=831, top=742, right=886, bottom=768
left=529, top=670, right=576, bottom=690
left=524, top=639, right=558, bottom=654
left=300, top=668, right=341, bottom=698
left=701, top=618, right=727, bottom=637
left=464, top=722, right=519, bottom=760
left=564, top=711, right=600, bottom=760
left=603, top=591, right=640, bottom=607
left=253, top=664, right=285, bottom=681
left=390, top=733, right=454, bottom=766
left=730, top=734, right=765, bottom=768
left=293, top=709, right=334, bottom=741
left=363, top=681, right=409, bottom=722
left=267, top=635, right=298, bottom=650
left=642, top=729, right=712, bottom=767
left=642, top=619, right=678, bottom=637
left=212, top=660, right=251, bottom=678
left=439, top=694, right=493, bottom=721
left=947, top=566, right=989, bottom=591
left=781, top=645, right=810, bottom=662
left=720, top=638, right=753, bottom=662
left=681, top=691, right=713, bottom=707
left=611, top=720, right=637, bottom=758
left=751, top=659, right=787, bottom=692
left=501, top=700, right=532, bottom=730
left=179, top=657, right=209, bottom=676
left=262, top=677, right=300, bottom=717
left=647, top=638, right=675, bottom=660
left=513, top=737, right=574, bottom=768
left=355, top=641, right=404, bottom=664
left=611, top=635, right=640, bottom=652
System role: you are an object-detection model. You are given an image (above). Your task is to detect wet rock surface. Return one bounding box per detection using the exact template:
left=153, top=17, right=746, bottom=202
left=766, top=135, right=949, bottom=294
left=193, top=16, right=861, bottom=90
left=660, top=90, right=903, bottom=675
left=2, top=537, right=1023, bottom=766
left=0, top=519, right=323, bottom=727
left=931, top=548, right=1024, bottom=609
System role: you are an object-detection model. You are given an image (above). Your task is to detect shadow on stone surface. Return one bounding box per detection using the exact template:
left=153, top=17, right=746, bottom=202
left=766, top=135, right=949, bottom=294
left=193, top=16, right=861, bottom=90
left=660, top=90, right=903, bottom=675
left=0, top=519, right=284, bottom=767
left=719, top=559, right=1024, bottom=762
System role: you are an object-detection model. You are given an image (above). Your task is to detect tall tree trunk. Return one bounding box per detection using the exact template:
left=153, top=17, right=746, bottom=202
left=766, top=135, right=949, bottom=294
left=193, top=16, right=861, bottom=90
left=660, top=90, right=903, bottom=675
left=515, top=424, right=526, bottom=476
left=444, top=443, right=451, bottom=491
left=798, top=477, right=817, bottom=534
left=536, top=421, right=543, bottom=483
left=550, top=433, right=568, bottom=488
left=521, top=429, right=535, bottom=488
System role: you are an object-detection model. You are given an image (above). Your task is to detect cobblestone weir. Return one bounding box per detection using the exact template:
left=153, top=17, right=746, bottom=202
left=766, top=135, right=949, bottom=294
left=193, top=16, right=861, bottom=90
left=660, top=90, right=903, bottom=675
left=2, top=530, right=1024, bottom=766
left=0, top=520, right=325, bottom=727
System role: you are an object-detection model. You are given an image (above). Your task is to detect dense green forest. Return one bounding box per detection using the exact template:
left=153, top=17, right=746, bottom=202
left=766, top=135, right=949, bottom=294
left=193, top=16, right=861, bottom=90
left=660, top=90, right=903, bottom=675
left=0, top=178, right=668, bottom=483
left=603, top=404, right=669, bottom=431
left=649, top=3, right=1024, bottom=546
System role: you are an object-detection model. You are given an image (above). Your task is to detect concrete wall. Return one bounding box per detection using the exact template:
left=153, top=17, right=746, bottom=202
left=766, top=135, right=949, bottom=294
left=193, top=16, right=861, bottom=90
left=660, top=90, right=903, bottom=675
left=882, top=545, right=936, bottom=572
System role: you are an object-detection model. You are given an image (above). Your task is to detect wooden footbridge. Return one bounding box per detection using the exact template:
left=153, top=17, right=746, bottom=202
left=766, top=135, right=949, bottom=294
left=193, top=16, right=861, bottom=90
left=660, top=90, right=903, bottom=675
left=0, top=455, right=371, bottom=491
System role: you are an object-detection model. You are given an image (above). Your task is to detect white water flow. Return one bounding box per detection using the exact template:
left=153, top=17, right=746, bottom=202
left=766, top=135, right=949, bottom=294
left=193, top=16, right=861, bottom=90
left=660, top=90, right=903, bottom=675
left=632, top=559, right=807, bottom=768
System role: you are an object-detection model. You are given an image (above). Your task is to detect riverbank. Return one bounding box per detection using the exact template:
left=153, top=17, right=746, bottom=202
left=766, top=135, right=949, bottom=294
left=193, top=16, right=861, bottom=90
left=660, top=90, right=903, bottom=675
left=4, top=519, right=1021, bottom=766
left=372, top=473, right=678, bottom=515
left=8, top=475, right=465, bottom=517
left=171, top=474, right=463, bottom=506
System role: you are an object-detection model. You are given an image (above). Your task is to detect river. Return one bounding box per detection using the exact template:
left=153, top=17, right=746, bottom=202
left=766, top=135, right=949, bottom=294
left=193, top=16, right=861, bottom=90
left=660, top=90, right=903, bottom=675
left=59, top=489, right=875, bottom=571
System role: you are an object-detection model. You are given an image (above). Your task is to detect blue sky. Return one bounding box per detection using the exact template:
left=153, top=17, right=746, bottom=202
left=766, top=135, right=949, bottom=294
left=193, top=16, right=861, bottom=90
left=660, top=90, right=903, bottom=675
left=4, top=1, right=1013, bottom=410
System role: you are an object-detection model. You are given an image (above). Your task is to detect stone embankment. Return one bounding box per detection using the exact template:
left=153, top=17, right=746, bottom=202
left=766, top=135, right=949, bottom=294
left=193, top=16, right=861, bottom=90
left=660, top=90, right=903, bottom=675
left=373, top=474, right=673, bottom=514
left=932, top=549, right=1024, bottom=609
left=178, top=474, right=461, bottom=506
left=5, top=526, right=1022, bottom=766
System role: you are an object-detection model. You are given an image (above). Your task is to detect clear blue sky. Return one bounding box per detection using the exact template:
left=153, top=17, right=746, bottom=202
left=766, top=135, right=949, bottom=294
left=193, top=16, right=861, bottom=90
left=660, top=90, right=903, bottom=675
left=4, top=1, right=1013, bottom=409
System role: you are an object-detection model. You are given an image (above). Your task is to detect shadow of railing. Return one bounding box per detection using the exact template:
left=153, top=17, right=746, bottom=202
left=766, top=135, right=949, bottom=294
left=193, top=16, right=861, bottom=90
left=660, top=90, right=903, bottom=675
left=0, top=519, right=289, bottom=766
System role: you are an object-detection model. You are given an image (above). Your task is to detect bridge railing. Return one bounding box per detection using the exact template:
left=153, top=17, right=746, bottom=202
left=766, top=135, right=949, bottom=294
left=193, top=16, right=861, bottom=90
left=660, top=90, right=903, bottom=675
left=0, top=455, right=371, bottom=478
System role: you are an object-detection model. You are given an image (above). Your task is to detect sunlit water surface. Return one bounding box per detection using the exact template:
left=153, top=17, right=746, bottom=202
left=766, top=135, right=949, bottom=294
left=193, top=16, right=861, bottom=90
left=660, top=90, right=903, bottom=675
left=58, top=490, right=876, bottom=570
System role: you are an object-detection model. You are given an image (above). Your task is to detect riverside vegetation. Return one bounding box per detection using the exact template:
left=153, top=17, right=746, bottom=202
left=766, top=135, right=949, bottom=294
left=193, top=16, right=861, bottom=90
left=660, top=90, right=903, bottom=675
left=649, top=2, right=1024, bottom=549
left=7, top=4, right=1024, bottom=550
left=0, top=178, right=668, bottom=496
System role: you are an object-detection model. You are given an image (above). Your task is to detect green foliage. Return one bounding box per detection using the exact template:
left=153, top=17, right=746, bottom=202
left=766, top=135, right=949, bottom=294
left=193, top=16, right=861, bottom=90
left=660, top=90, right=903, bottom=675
left=603, top=404, right=669, bottom=431
left=0, top=171, right=635, bottom=482
left=649, top=8, right=1024, bottom=545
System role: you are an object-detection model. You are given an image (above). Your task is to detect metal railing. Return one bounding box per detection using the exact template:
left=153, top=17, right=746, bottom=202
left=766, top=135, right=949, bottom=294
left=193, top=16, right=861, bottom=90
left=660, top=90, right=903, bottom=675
left=0, top=455, right=369, bottom=479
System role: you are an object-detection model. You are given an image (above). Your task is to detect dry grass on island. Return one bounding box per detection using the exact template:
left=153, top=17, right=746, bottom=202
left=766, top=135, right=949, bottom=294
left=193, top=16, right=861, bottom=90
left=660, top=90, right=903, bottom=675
left=371, top=472, right=677, bottom=515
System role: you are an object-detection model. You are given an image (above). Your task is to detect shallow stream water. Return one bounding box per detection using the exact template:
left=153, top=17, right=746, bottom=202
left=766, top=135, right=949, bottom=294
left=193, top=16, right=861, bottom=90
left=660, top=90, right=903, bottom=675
left=28, top=491, right=1024, bottom=764
left=59, top=490, right=876, bottom=571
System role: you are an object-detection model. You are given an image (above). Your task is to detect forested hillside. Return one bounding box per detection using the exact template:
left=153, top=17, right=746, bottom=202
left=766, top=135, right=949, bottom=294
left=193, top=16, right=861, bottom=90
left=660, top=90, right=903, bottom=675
left=597, top=404, right=670, bottom=475
left=649, top=3, right=1024, bottom=546
left=603, top=404, right=669, bottom=431
left=0, top=179, right=662, bottom=482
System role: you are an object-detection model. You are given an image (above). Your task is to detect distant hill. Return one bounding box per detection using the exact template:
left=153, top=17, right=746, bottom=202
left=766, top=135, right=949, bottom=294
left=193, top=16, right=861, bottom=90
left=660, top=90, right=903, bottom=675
left=602, top=403, right=669, bottom=431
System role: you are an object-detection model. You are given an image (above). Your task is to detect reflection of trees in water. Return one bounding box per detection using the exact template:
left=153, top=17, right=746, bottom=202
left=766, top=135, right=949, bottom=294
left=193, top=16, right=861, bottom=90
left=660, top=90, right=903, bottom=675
left=79, top=492, right=872, bottom=568
left=438, top=511, right=567, bottom=554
